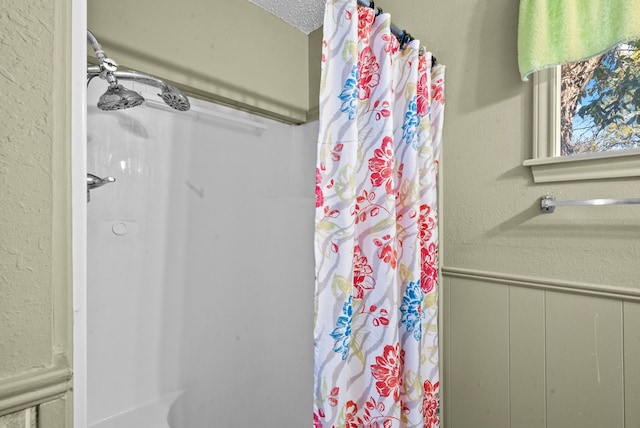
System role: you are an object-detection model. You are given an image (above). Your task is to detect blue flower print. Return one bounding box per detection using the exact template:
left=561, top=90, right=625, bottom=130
left=399, top=280, right=424, bottom=341
left=330, top=295, right=353, bottom=360
left=338, top=65, right=359, bottom=120
left=402, top=96, right=421, bottom=148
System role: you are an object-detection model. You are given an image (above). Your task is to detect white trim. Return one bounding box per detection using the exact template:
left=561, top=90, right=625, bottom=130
left=531, top=67, right=561, bottom=160
left=72, top=0, right=88, bottom=426
left=442, top=267, right=640, bottom=302
left=524, top=66, right=640, bottom=183
left=523, top=148, right=640, bottom=182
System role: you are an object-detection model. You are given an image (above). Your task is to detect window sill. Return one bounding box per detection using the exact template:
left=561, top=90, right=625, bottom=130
left=523, top=148, right=640, bottom=183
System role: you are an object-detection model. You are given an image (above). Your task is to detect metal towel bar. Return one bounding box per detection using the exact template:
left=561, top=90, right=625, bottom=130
left=540, top=195, right=640, bottom=213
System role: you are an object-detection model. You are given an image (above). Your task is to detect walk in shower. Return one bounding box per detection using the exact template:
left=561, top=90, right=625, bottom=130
left=86, top=63, right=316, bottom=426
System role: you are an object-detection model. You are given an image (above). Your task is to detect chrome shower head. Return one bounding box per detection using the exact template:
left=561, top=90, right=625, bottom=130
left=98, top=84, right=146, bottom=111
left=87, top=30, right=144, bottom=110
left=88, top=65, right=192, bottom=112
left=159, top=84, right=191, bottom=111
left=88, top=27, right=191, bottom=112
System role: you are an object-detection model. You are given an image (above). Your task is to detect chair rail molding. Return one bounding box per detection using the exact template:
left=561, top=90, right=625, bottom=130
left=0, top=356, right=72, bottom=418
left=442, top=266, right=640, bottom=302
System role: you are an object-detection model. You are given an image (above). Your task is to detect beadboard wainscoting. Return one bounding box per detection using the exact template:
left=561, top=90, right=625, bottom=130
left=0, top=398, right=69, bottom=428
left=441, top=267, right=640, bottom=428
left=0, top=407, right=36, bottom=428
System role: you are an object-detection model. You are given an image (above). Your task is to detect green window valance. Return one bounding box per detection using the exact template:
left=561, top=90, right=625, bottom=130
left=518, top=0, right=640, bottom=81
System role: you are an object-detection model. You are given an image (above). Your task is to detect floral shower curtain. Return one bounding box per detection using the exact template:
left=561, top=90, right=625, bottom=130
left=314, top=1, right=446, bottom=427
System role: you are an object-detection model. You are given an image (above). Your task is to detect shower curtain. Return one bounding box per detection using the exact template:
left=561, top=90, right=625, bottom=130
left=314, top=1, right=445, bottom=427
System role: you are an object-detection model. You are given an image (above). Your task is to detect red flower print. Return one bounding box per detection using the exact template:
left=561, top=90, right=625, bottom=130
left=358, top=46, right=380, bottom=100
left=352, top=188, right=388, bottom=224
left=382, top=33, right=400, bottom=58
left=370, top=343, right=404, bottom=402
left=418, top=204, right=435, bottom=247
left=353, top=245, right=375, bottom=298
left=366, top=305, right=389, bottom=327
left=323, top=205, right=340, bottom=219
left=330, top=143, right=344, bottom=161
left=419, top=54, right=428, bottom=73
left=357, top=6, right=375, bottom=41
left=422, top=243, right=437, bottom=268
left=421, top=380, right=440, bottom=428
left=321, top=40, right=328, bottom=63
left=368, top=136, right=395, bottom=195
left=417, top=72, right=429, bottom=116
left=379, top=243, right=397, bottom=269
left=431, top=78, right=444, bottom=105
left=316, top=167, right=324, bottom=208
left=328, top=386, right=340, bottom=407
left=373, top=235, right=397, bottom=270
left=371, top=99, right=391, bottom=121
left=345, top=400, right=364, bottom=428
left=420, top=244, right=438, bottom=294
left=313, top=407, right=325, bottom=428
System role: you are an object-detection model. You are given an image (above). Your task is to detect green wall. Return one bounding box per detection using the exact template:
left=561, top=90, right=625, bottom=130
left=307, top=27, right=323, bottom=119
left=88, top=0, right=311, bottom=123
left=382, top=0, right=640, bottom=427
left=0, top=0, right=73, bottom=425
left=4, top=0, right=639, bottom=426
left=380, top=0, right=639, bottom=287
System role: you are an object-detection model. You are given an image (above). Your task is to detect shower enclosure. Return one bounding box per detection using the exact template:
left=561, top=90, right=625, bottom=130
left=86, top=74, right=316, bottom=426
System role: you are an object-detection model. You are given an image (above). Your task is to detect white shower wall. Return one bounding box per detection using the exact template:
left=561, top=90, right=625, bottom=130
left=87, top=80, right=317, bottom=427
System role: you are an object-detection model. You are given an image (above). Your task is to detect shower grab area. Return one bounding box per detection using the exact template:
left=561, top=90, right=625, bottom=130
left=86, top=66, right=316, bottom=426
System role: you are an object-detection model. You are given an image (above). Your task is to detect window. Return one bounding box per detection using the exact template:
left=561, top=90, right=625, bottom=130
left=562, top=41, right=640, bottom=155
left=524, top=41, right=640, bottom=183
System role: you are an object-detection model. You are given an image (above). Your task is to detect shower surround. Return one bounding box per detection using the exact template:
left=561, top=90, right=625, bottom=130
left=87, top=80, right=316, bottom=427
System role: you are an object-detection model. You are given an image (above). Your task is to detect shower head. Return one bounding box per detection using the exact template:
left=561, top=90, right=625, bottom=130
left=87, top=66, right=191, bottom=112
left=97, top=84, right=146, bottom=111
left=87, top=30, right=143, bottom=111
left=87, top=30, right=190, bottom=111
left=159, top=83, right=191, bottom=111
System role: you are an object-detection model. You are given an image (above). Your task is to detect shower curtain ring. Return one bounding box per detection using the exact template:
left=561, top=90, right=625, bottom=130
left=404, top=31, right=413, bottom=48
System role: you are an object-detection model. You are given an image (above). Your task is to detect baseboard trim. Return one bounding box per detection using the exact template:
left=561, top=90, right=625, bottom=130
left=0, top=365, right=72, bottom=417
left=442, top=266, right=640, bottom=302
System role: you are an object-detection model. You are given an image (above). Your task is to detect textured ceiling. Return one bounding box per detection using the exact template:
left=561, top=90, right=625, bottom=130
left=249, top=0, right=324, bottom=34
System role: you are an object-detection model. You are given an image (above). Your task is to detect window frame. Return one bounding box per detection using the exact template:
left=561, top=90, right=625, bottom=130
left=523, top=66, right=640, bottom=183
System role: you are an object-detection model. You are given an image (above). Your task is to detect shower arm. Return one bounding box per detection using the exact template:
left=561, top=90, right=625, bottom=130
left=87, top=66, right=174, bottom=92
left=87, top=30, right=118, bottom=87
left=86, top=30, right=167, bottom=91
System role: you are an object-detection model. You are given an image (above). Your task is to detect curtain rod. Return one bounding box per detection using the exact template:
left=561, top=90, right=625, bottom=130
left=356, top=0, right=436, bottom=63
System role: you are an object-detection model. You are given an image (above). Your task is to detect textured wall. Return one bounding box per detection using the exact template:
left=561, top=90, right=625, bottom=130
left=0, top=0, right=56, bottom=378
left=0, top=0, right=72, bottom=425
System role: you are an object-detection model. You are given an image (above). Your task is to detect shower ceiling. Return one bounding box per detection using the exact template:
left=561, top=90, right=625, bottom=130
left=249, top=0, right=325, bottom=34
